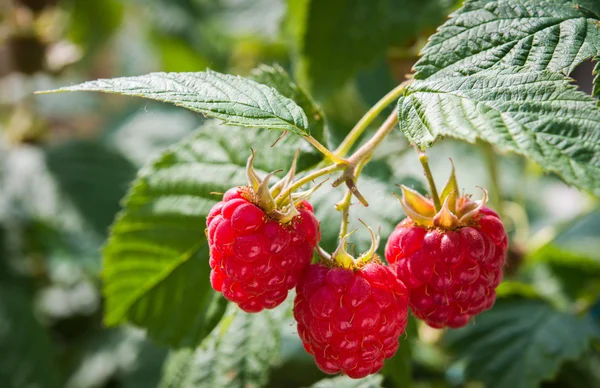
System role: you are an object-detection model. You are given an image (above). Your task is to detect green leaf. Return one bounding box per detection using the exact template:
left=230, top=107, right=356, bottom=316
left=381, top=316, right=416, bottom=387
left=45, top=140, right=136, bottom=236
left=40, top=70, right=310, bottom=136
left=309, top=374, right=384, bottom=388
left=64, top=0, right=124, bottom=58
left=286, top=0, right=388, bottom=97
left=0, top=285, right=61, bottom=388
left=593, top=58, right=600, bottom=97
left=414, top=0, right=600, bottom=80
left=530, top=244, right=600, bottom=272
left=250, top=64, right=326, bottom=145
left=102, top=121, right=301, bottom=347
left=398, top=68, right=600, bottom=196
left=286, top=0, right=454, bottom=97
left=445, top=297, right=599, bottom=388
left=159, top=305, right=284, bottom=388
left=249, top=64, right=326, bottom=170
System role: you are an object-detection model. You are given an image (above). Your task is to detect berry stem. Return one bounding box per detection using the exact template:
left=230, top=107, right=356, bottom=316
left=415, top=146, right=442, bottom=212
left=305, top=135, right=348, bottom=164
left=482, top=142, right=504, bottom=219
left=332, top=110, right=399, bottom=205
left=335, top=79, right=412, bottom=157
left=275, top=163, right=345, bottom=205
left=336, top=156, right=369, bottom=240
left=338, top=190, right=353, bottom=240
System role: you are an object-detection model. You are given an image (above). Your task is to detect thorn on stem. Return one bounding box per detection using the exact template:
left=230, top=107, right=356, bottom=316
left=346, top=179, right=368, bottom=207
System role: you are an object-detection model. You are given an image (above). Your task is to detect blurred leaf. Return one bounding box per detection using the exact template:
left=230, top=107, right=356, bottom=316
left=413, top=0, right=600, bottom=80
left=594, top=58, right=600, bottom=97
left=0, top=284, right=61, bottom=388
left=65, top=0, right=124, bottom=57
left=446, top=297, right=599, bottom=388
left=309, top=374, right=383, bottom=388
left=398, top=69, right=600, bottom=196
left=528, top=245, right=600, bottom=300
left=42, top=70, right=311, bottom=136
left=159, top=304, right=284, bottom=388
left=311, top=175, right=401, bottom=254
left=542, top=351, right=600, bottom=388
left=65, top=327, right=168, bottom=388
left=151, top=33, right=210, bottom=73
left=530, top=244, right=600, bottom=272
left=286, top=0, right=387, bottom=98
left=107, top=107, right=200, bottom=167
left=102, top=121, right=303, bottom=347
left=381, top=315, right=416, bottom=387
left=45, top=140, right=136, bottom=236
left=385, top=0, right=455, bottom=47
left=286, top=0, right=453, bottom=98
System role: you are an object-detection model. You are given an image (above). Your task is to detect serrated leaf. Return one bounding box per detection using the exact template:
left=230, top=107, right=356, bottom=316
left=0, top=285, right=60, bottom=388
left=159, top=305, right=284, bottom=388
left=40, top=70, right=311, bottom=136
left=251, top=63, right=326, bottom=145
left=398, top=68, right=600, bottom=196
left=414, top=0, right=600, bottom=80
left=445, top=298, right=599, bottom=388
left=309, top=374, right=384, bottom=388
left=250, top=64, right=326, bottom=170
left=45, top=140, right=136, bottom=236
left=102, top=121, right=302, bottom=347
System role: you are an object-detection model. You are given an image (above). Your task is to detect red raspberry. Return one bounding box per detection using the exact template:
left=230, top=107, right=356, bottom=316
left=385, top=206, right=507, bottom=328
left=293, top=262, right=409, bottom=379
left=207, top=187, right=320, bottom=313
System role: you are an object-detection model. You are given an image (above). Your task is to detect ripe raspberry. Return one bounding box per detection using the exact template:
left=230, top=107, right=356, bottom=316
left=293, top=232, right=409, bottom=379
left=207, top=188, right=319, bottom=313
left=385, top=171, right=508, bottom=329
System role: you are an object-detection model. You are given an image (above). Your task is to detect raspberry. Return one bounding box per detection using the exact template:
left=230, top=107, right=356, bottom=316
left=293, top=262, right=409, bottom=378
left=207, top=187, right=320, bottom=313
left=385, top=173, right=508, bottom=328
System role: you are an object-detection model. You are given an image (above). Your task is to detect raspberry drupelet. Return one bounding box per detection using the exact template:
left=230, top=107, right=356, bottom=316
left=385, top=166, right=507, bottom=329
left=293, top=227, right=409, bottom=378
left=206, top=152, right=320, bottom=313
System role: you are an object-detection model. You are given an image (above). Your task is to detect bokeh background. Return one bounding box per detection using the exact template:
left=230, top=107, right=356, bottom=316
left=1, top=1, right=599, bottom=387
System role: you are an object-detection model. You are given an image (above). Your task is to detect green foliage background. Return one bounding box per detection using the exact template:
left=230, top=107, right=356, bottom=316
left=1, top=0, right=599, bottom=387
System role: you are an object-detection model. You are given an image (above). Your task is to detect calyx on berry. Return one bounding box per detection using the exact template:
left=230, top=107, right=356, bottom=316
left=241, top=150, right=322, bottom=224
left=398, top=164, right=488, bottom=230
left=323, top=223, right=381, bottom=270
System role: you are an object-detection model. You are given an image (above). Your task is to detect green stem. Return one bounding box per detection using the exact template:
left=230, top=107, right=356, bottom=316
left=305, top=135, right=348, bottom=164
left=482, top=142, right=504, bottom=218
left=345, top=110, right=399, bottom=168
left=331, top=110, right=399, bottom=207
left=337, top=191, right=353, bottom=240
left=335, top=156, right=369, bottom=240
left=335, top=79, right=411, bottom=157
left=415, top=146, right=442, bottom=211
left=275, top=163, right=344, bottom=205
left=527, top=204, right=598, bottom=253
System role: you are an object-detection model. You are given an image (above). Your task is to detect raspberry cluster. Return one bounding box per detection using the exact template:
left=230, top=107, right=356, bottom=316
left=386, top=207, right=507, bottom=328
left=205, top=156, right=508, bottom=378
left=293, top=262, right=409, bottom=378
left=207, top=188, right=319, bottom=313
